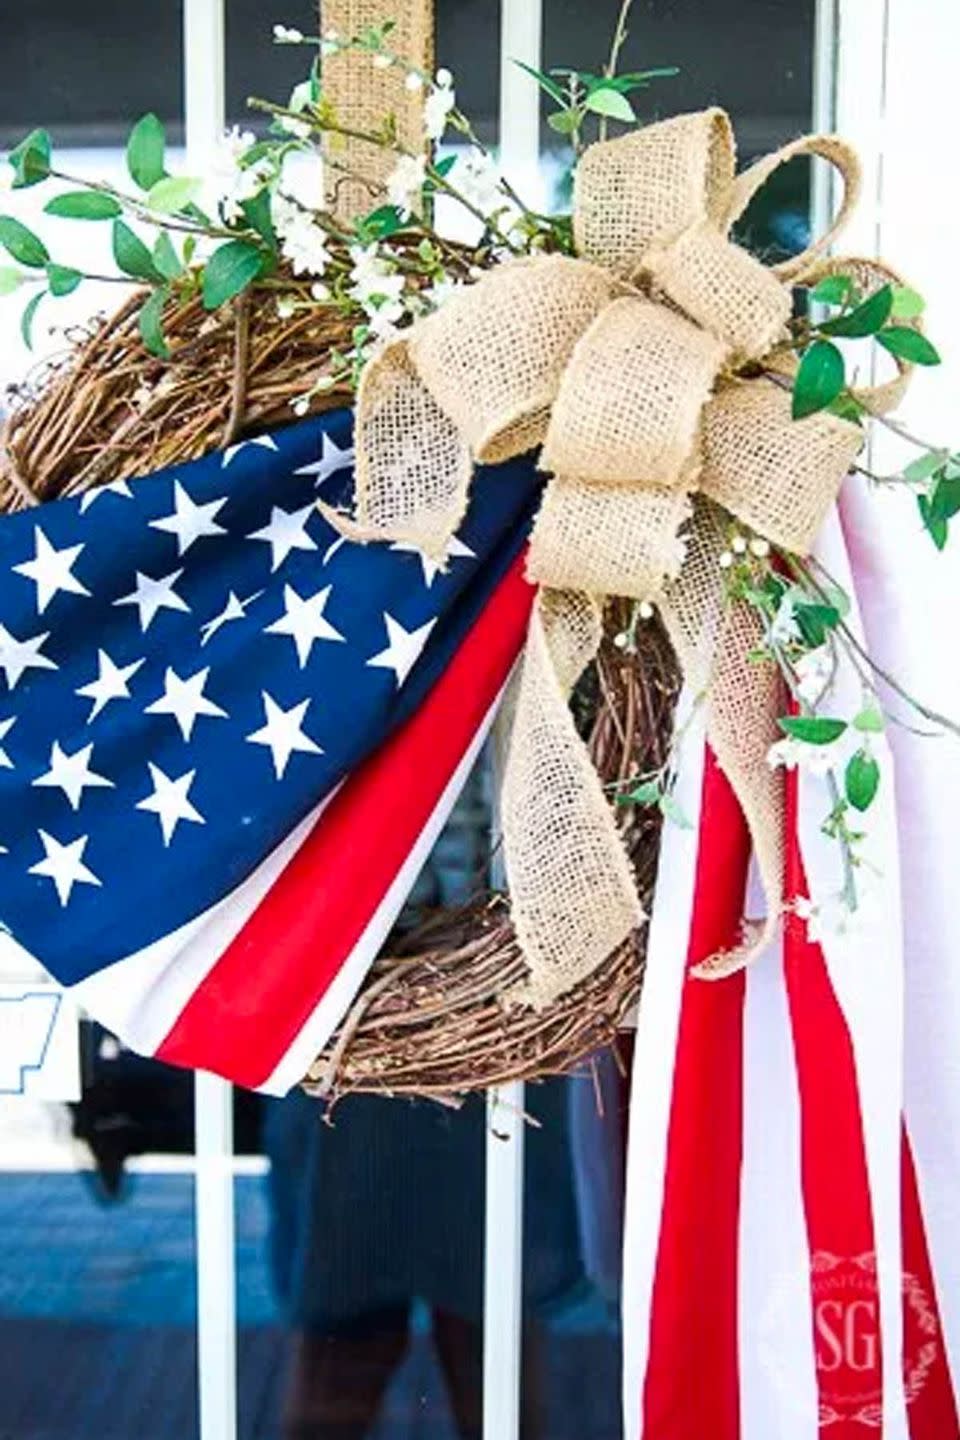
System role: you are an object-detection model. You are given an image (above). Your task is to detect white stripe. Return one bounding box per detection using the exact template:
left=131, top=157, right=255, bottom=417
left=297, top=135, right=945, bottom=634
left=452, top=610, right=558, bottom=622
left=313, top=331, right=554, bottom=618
left=798, top=503, right=908, bottom=1438
left=70, top=796, right=332, bottom=1053
left=840, top=478, right=960, bottom=1408
left=739, top=921, right=818, bottom=1440
left=261, top=680, right=510, bottom=1094
left=621, top=698, right=705, bottom=1440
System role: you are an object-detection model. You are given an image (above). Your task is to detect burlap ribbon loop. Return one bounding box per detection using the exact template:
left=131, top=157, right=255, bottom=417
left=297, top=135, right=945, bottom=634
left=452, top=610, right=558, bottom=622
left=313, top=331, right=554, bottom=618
left=326, top=108, right=909, bottom=1006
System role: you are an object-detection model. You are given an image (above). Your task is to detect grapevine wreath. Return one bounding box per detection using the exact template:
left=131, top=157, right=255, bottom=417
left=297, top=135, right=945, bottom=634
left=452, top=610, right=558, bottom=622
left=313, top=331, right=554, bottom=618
left=1, top=3, right=957, bottom=1100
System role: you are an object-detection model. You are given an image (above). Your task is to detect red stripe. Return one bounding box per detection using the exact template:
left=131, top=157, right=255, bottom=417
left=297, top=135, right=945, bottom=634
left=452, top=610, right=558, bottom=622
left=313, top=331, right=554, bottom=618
left=786, top=774, right=960, bottom=1436
left=784, top=770, right=882, bottom=1435
left=901, top=1130, right=960, bottom=1438
left=156, top=553, right=535, bottom=1088
left=640, top=749, right=749, bottom=1440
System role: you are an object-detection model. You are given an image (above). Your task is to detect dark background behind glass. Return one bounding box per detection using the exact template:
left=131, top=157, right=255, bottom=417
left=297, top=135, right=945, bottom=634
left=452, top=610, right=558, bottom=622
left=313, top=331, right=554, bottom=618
left=1, top=0, right=814, bottom=158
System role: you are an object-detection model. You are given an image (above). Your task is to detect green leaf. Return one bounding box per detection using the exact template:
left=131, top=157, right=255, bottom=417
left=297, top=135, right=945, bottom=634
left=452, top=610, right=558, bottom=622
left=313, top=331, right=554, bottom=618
left=44, top=190, right=122, bottom=220
left=918, top=493, right=949, bottom=549
left=547, top=109, right=581, bottom=136
left=659, top=792, right=693, bottom=829
left=138, top=287, right=169, bottom=358
left=45, top=263, right=82, bottom=296
left=20, top=289, right=45, bottom=348
left=584, top=86, right=636, bottom=122
left=201, top=240, right=263, bottom=310
left=0, top=216, right=49, bottom=268
left=929, top=475, right=960, bottom=523
left=827, top=392, right=865, bottom=424
left=794, top=601, right=841, bottom=648
left=845, top=749, right=880, bottom=811
left=810, top=274, right=855, bottom=307
left=0, top=266, right=25, bottom=296
left=152, top=230, right=182, bottom=280
left=603, top=68, right=680, bottom=92
left=792, top=340, right=846, bottom=419
left=903, top=451, right=945, bottom=483
left=819, top=283, right=893, bottom=338
left=890, top=285, right=925, bottom=320
left=877, top=327, right=941, bottom=366
left=112, top=219, right=161, bottom=281
left=853, top=704, right=885, bottom=733
left=145, top=175, right=202, bottom=215
left=8, top=128, right=52, bottom=188
left=240, top=189, right=277, bottom=249
left=126, top=113, right=166, bottom=191
left=512, top=59, right=566, bottom=104
left=778, top=715, right=848, bottom=744
left=356, top=204, right=404, bottom=243
left=617, top=780, right=661, bottom=808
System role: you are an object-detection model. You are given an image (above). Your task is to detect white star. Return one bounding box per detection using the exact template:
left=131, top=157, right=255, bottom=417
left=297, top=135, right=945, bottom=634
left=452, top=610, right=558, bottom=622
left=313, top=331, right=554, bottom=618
left=76, top=649, right=145, bottom=722
left=248, top=504, right=318, bottom=572
left=366, top=613, right=437, bottom=687
left=0, top=623, right=57, bottom=690
left=145, top=665, right=227, bottom=741
left=390, top=535, right=476, bottom=586
left=222, top=434, right=279, bottom=467
left=13, top=527, right=90, bottom=614
left=294, top=433, right=355, bottom=486
left=32, top=740, right=114, bottom=811
left=0, top=716, right=15, bottom=769
left=114, top=569, right=190, bottom=631
left=29, top=829, right=101, bottom=906
left=150, top=481, right=228, bottom=556
left=79, top=478, right=133, bottom=512
left=136, top=762, right=205, bottom=846
left=265, top=584, right=345, bottom=668
left=199, top=590, right=262, bottom=646
left=246, top=692, right=322, bottom=779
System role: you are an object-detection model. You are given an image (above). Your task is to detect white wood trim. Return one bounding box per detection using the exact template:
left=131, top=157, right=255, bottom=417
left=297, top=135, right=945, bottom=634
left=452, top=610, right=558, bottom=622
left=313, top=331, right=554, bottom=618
left=483, top=1080, right=526, bottom=1440
left=183, top=0, right=226, bottom=167
left=194, top=1071, right=238, bottom=1440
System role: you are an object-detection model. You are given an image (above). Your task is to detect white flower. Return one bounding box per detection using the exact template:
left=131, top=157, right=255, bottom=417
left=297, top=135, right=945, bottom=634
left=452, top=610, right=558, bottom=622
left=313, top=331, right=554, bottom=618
left=794, top=646, right=833, bottom=706
left=718, top=549, right=734, bottom=569
left=386, top=154, right=427, bottom=219
left=311, top=281, right=330, bottom=302
left=421, top=274, right=461, bottom=311
left=405, top=71, right=424, bottom=92
left=292, top=396, right=311, bottom=417
left=750, top=536, right=771, bottom=558
left=767, top=735, right=843, bottom=777
left=450, top=149, right=502, bottom=213
left=731, top=534, right=747, bottom=555
left=320, top=28, right=339, bottom=57
left=436, top=67, right=453, bottom=87
left=795, top=891, right=869, bottom=944
left=275, top=294, right=297, bottom=320
left=348, top=244, right=405, bottom=309
left=273, top=23, right=304, bottom=43
left=769, top=591, right=801, bottom=647
left=206, top=126, right=271, bottom=223
left=423, top=75, right=456, bottom=140
left=638, top=600, right=655, bottom=620
left=272, top=194, right=331, bottom=276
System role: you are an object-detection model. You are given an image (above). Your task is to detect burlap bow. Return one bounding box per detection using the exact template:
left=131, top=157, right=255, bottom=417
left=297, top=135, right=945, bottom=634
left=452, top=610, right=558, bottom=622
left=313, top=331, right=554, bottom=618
left=325, top=108, right=912, bottom=1006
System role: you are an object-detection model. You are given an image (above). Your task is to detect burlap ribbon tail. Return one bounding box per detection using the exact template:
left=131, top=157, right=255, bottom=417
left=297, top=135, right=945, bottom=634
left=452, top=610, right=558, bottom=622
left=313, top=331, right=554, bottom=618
left=323, top=107, right=912, bottom=1006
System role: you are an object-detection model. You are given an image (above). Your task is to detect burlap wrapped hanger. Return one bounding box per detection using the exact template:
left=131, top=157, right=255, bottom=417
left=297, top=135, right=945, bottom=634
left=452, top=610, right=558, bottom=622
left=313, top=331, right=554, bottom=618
left=322, top=107, right=914, bottom=1007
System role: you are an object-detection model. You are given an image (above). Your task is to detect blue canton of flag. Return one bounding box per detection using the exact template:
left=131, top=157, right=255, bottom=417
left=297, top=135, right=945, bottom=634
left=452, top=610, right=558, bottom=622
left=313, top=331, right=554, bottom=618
left=0, top=409, right=541, bottom=1025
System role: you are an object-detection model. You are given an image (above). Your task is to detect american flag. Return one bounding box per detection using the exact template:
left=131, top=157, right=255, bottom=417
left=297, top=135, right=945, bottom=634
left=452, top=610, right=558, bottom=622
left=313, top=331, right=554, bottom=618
left=622, top=507, right=960, bottom=1440
left=0, top=410, right=539, bottom=1093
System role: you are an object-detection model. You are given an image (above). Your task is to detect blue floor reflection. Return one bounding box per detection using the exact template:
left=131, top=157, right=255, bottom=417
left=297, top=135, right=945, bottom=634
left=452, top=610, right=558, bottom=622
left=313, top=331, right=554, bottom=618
left=0, top=1171, right=620, bottom=1440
